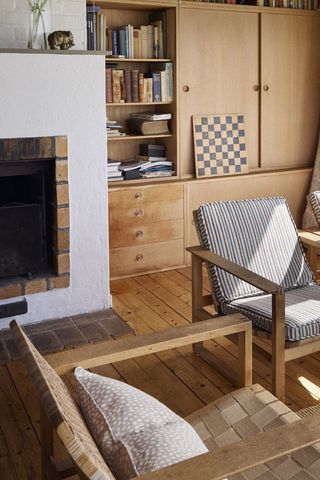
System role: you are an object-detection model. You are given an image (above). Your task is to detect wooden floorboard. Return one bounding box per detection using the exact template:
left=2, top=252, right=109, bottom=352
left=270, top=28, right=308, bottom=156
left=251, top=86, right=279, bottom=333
left=1, top=267, right=320, bottom=479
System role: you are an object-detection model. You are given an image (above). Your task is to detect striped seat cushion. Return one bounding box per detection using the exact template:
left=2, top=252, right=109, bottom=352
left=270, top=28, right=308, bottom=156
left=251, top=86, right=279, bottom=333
left=309, top=191, right=320, bottom=226
left=221, top=284, right=320, bottom=341
left=195, top=197, right=313, bottom=302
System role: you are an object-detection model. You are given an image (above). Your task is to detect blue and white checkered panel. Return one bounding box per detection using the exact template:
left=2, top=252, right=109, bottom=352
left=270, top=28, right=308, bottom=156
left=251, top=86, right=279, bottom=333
left=309, top=191, right=320, bottom=227
left=221, top=284, right=320, bottom=342
left=195, top=197, right=314, bottom=303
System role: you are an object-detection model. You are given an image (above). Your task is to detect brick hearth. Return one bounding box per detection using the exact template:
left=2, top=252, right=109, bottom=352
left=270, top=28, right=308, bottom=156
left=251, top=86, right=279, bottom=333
left=0, top=136, right=70, bottom=299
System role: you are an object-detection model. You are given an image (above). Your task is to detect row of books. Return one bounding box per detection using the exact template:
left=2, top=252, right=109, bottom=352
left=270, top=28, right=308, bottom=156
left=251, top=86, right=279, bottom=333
left=106, top=64, right=173, bottom=104
left=86, top=5, right=168, bottom=55
left=188, top=0, right=318, bottom=6
left=108, top=144, right=174, bottom=181
left=107, top=113, right=172, bottom=138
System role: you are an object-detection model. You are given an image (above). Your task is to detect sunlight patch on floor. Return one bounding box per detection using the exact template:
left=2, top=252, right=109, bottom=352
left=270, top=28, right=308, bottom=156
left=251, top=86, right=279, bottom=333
left=298, top=376, right=320, bottom=400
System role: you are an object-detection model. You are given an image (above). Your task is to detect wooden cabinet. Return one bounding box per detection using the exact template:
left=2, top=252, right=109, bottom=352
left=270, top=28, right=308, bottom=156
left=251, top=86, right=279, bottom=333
left=107, top=1, right=320, bottom=278
left=109, top=183, right=185, bottom=278
left=260, top=13, right=320, bottom=169
left=179, top=5, right=260, bottom=175
left=179, top=3, right=320, bottom=176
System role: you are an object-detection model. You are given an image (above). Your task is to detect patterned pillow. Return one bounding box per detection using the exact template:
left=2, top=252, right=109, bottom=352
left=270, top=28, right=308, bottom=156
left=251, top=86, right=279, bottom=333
left=308, top=191, right=320, bottom=227
left=74, top=367, right=208, bottom=480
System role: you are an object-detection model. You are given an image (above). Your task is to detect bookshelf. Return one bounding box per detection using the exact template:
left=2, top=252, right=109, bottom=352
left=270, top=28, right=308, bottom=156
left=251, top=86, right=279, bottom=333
left=87, top=0, right=177, bottom=185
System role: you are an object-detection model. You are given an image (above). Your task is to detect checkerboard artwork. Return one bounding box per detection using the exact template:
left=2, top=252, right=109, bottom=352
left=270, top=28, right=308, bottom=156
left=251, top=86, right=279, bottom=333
left=193, top=114, right=248, bottom=178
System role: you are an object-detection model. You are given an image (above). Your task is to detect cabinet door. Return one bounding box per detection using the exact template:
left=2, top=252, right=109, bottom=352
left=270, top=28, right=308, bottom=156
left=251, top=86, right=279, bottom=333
left=179, top=6, right=259, bottom=176
left=261, top=13, right=320, bottom=169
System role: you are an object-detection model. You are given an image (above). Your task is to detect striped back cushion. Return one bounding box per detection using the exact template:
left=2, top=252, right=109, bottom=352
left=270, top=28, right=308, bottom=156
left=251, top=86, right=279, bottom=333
left=195, top=197, right=313, bottom=302
left=309, top=191, right=320, bottom=226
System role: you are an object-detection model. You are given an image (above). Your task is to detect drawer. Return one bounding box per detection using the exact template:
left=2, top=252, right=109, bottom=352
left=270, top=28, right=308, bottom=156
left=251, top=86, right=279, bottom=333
left=109, top=183, right=184, bottom=210
left=110, top=240, right=185, bottom=278
left=110, top=199, right=184, bottom=226
left=110, top=219, right=184, bottom=248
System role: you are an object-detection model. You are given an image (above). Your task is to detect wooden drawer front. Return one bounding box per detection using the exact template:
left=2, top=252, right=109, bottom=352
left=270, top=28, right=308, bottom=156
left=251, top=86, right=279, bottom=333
left=110, top=199, right=184, bottom=226
left=110, top=219, right=184, bottom=249
left=109, top=183, right=184, bottom=210
left=110, top=240, right=184, bottom=278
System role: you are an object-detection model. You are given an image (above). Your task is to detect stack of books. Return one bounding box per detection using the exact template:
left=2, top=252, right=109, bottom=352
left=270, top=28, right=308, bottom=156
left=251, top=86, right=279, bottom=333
left=107, top=119, right=126, bottom=138
left=127, top=112, right=171, bottom=136
left=118, top=143, right=174, bottom=180
left=105, top=63, right=173, bottom=104
left=107, top=160, right=123, bottom=182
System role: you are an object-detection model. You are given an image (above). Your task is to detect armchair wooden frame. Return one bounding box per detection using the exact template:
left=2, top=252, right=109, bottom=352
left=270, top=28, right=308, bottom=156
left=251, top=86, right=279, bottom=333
left=10, top=318, right=320, bottom=480
left=187, top=231, right=320, bottom=402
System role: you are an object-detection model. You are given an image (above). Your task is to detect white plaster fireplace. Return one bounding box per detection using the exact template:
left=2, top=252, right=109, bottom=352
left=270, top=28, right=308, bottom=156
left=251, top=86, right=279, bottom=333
left=0, top=52, right=110, bottom=327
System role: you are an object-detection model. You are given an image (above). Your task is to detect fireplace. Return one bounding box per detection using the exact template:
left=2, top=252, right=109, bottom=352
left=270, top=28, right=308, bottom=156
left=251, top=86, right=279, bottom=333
left=0, top=136, right=70, bottom=299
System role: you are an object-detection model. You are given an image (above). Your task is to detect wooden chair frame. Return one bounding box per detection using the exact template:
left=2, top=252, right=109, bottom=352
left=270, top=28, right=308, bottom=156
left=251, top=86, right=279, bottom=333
left=187, top=228, right=320, bottom=402
left=11, top=318, right=320, bottom=480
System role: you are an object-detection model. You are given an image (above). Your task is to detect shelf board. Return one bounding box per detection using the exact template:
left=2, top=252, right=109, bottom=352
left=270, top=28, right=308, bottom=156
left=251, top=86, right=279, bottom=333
left=108, top=133, right=173, bottom=141
left=107, top=101, right=173, bottom=106
left=105, top=57, right=173, bottom=62
left=108, top=175, right=178, bottom=187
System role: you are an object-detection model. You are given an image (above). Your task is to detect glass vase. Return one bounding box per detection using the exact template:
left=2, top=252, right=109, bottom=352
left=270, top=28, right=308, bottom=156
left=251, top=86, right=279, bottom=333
left=28, top=0, right=51, bottom=49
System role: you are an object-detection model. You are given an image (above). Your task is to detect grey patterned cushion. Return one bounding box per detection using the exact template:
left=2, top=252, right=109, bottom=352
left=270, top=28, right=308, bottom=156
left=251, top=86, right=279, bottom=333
left=74, top=367, right=208, bottom=480
left=195, top=197, right=313, bottom=303
left=222, top=284, right=320, bottom=341
left=309, top=191, right=320, bottom=227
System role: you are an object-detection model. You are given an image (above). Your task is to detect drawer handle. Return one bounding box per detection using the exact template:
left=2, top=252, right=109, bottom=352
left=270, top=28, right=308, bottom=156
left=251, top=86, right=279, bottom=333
left=263, top=84, right=269, bottom=92
left=135, top=209, right=144, bottom=217
left=135, top=230, right=143, bottom=238
left=135, top=192, right=143, bottom=199
left=136, top=254, right=144, bottom=262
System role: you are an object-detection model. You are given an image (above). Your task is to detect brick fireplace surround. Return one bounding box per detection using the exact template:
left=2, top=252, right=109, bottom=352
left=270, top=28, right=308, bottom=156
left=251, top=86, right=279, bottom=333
left=0, top=136, right=70, bottom=300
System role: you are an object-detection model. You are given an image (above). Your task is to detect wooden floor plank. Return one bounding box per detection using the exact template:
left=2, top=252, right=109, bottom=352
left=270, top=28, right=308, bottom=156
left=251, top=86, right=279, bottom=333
left=0, top=365, right=41, bottom=480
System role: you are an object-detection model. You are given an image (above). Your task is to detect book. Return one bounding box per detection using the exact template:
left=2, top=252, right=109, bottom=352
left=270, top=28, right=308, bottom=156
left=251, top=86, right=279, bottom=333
left=112, top=69, right=126, bottom=103
left=131, top=69, right=139, bottom=102
left=122, top=169, right=141, bottom=180
left=111, top=30, right=118, bottom=56
left=138, top=73, right=144, bottom=102
left=109, top=176, right=124, bottom=182
left=152, top=72, right=161, bottom=102
left=145, top=77, right=153, bottom=103
left=105, top=69, right=112, bottom=103
left=140, top=26, right=148, bottom=58
left=133, top=28, right=141, bottom=58
left=139, top=143, right=166, bottom=157
left=136, top=155, right=167, bottom=161
left=139, top=160, right=172, bottom=171
left=147, top=25, right=154, bottom=58
left=131, top=112, right=172, bottom=121
left=119, top=160, right=148, bottom=171
left=127, top=118, right=170, bottom=135
left=124, top=70, right=132, bottom=103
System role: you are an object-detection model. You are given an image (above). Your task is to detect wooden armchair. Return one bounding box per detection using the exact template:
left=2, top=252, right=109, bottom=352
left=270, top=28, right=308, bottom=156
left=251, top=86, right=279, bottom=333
left=188, top=196, right=320, bottom=402
left=10, top=318, right=320, bottom=480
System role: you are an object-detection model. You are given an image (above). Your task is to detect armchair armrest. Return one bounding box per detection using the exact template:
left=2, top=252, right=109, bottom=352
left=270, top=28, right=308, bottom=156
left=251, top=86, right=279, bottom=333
left=140, top=414, right=320, bottom=480
left=298, top=230, right=320, bottom=249
left=47, top=314, right=251, bottom=375
left=187, top=246, right=283, bottom=295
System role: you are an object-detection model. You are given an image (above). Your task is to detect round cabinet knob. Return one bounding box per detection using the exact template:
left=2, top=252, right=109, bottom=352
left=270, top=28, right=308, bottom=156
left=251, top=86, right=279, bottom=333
left=263, top=85, right=269, bottom=91
left=183, top=85, right=190, bottom=93
left=134, top=209, right=144, bottom=217
left=253, top=84, right=260, bottom=92
left=136, top=254, right=144, bottom=262
left=135, top=192, right=142, bottom=199
left=135, top=230, right=143, bottom=238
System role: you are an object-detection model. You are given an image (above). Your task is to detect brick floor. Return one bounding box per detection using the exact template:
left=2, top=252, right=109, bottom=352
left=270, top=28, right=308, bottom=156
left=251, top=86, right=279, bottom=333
left=0, top=309, right=132, bottom=363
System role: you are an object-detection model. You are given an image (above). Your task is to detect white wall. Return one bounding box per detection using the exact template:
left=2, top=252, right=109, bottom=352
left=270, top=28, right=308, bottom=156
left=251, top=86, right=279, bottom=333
left=0, top=52, right=110, bottom=327
left=0, top=0, right=86, bottom=49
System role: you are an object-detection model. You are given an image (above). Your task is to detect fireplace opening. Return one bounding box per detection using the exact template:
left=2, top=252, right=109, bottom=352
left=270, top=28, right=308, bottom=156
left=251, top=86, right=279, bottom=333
left=0, top=160, right=55, bottom=279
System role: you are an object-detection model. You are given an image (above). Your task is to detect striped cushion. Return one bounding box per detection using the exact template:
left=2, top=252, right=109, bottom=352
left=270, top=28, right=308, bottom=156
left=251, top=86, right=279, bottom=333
left=195, top=197, right=313, bottom=302
left=221, top=284, right=320, bottom=342
left=309, top=191, right=320, bottom=226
